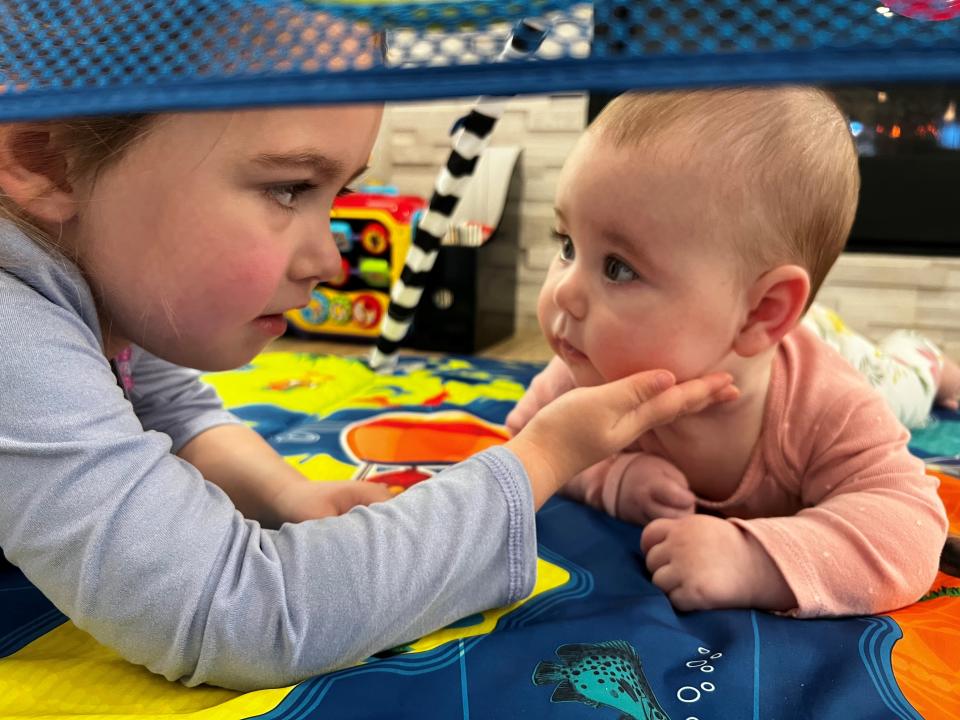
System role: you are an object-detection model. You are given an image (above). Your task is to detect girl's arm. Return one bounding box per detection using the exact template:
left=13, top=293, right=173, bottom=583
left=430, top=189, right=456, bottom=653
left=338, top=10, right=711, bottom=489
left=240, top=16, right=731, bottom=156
left=178, top=424, right=390, bottom=528
left=128, top=348, right=389, bottom=527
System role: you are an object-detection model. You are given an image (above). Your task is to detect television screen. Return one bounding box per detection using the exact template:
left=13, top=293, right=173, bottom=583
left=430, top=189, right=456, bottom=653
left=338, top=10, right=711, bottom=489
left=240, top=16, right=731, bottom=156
left=833, top=86, right=960, bottom=255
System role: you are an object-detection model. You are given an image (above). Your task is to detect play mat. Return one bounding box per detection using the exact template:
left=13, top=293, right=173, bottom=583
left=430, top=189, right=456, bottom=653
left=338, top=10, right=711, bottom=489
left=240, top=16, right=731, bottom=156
left=1, top=351, right=959, bottom=719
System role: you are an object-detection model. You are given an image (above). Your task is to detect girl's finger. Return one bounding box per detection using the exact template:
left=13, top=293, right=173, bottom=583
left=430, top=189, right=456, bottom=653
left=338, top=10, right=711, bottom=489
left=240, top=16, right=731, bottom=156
left=626, top=372, right=735, bottom=436
left=344, top=482, right=393, bottom=507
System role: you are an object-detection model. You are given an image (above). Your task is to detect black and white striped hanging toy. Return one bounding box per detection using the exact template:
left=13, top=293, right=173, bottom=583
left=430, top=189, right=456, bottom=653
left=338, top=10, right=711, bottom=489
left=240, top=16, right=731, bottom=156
left=369, top=19, right=549, bottom=369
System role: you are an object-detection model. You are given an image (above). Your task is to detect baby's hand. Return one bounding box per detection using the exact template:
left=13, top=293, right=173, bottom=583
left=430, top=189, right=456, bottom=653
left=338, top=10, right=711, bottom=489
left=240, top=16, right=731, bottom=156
left=640, top=515, right=796, bottom=612
left=615, top=454, right=695, bottom=525
left=268, top=480, right=392, bottom=526
left=505, top=356, right=576, bottom=435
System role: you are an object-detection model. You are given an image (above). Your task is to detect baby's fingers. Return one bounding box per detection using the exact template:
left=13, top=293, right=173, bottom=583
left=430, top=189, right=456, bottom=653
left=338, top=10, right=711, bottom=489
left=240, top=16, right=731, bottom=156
left=640, top=517, right=673, bottom=554
left=651, top=564, right=682, bottom=594
left=650, top=480, right=696, bottom=509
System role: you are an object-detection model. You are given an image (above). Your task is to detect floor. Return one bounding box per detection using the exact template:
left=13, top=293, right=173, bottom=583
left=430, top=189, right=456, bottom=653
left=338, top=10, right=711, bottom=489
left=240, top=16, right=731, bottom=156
left=268, top=328, right=554, bottom=363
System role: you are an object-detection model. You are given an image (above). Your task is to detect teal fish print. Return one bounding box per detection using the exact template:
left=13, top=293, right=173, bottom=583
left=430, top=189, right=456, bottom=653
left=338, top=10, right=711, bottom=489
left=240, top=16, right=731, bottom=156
left=532, top=640, right=670, bottom=720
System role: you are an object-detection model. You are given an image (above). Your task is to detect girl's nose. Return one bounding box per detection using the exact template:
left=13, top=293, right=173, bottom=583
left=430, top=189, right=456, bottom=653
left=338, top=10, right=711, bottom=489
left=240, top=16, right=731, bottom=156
left=290, top=222, right=342, bottom=284
left=552, top=266, right=588, bottom=320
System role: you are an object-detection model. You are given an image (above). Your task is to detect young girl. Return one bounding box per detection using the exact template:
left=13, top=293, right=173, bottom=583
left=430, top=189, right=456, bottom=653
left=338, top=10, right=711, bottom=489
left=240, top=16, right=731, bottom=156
left=0, top=107, right=737, bottom=691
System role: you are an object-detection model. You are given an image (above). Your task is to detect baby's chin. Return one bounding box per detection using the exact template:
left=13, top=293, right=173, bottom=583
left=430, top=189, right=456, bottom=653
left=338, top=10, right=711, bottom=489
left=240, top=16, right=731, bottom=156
left=570, top=364, right=685, bottom=390
left=564, top=362, right=609, bottom=389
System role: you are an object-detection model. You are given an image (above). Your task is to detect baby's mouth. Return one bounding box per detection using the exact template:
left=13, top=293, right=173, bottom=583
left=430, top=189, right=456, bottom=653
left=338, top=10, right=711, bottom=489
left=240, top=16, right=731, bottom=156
left=556, top=337, right=588, bottom=363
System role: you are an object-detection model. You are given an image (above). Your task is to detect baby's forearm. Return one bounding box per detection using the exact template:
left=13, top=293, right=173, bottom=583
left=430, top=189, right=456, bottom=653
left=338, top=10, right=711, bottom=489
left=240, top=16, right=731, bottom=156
left=728, top=488, right=948, bottom=617
left=735, top=529, right=798, bottom=611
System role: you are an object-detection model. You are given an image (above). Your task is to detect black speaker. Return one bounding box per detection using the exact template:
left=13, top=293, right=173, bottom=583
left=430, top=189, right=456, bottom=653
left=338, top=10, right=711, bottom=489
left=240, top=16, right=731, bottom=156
left=404, top=233, right=517, bottom=354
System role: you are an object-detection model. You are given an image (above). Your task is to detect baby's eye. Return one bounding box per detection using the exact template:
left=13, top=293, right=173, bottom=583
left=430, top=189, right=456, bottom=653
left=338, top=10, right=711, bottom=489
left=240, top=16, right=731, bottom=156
left=266, top=182, right=316, bottom=210
left=337, top=186, right=356, bottom=198
left=603, top=255, right=639, bottom=283
left=552, top=231, right=575, bottom=262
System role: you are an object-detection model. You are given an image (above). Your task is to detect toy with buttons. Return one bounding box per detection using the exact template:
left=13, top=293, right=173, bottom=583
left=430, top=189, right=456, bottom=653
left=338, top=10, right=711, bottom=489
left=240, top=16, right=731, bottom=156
left=286, top=187, right=427, bottom=339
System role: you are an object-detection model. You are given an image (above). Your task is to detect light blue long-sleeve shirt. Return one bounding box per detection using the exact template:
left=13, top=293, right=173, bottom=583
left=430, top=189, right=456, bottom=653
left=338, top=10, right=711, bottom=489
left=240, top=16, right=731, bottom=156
left=0, top=222, right=537, bottom=690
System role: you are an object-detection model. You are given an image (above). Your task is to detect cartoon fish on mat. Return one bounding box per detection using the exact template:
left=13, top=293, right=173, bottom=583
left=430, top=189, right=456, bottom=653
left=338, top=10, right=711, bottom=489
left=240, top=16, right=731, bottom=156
left=532, top=641, right=670, bottom=720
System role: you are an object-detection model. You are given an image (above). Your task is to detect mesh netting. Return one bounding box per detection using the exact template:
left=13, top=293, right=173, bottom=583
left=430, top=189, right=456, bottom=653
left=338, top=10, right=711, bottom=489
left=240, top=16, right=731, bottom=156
left=592, top=2, right=959, bottom=56
left=0, top=0, right=958, bottom=120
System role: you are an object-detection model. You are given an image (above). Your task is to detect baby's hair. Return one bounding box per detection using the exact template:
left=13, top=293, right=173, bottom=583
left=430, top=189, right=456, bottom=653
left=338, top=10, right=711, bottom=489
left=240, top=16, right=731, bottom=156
left=590, top=87, right=860, bottom=304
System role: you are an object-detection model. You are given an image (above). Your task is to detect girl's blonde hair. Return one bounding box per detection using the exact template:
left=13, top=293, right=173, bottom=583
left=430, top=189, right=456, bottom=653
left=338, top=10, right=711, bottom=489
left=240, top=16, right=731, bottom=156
left=0, top=115, right=153, bottom=248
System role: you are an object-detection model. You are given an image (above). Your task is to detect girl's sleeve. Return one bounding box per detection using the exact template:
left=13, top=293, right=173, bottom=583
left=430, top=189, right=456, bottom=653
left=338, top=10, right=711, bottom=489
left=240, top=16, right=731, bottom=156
left=0, top=282, right=537, bottom=690
left=728, top=388, right=948, bottom=617
left=126, top=347, right=242, bottom=452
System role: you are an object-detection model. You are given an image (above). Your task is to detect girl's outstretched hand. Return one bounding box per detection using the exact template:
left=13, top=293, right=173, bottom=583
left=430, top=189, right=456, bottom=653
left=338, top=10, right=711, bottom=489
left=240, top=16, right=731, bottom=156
left=505, top=370, right=738, bottom=509
left=505, top=356, right=576, bottom=435
left=268, top=480, right=392, bottom=526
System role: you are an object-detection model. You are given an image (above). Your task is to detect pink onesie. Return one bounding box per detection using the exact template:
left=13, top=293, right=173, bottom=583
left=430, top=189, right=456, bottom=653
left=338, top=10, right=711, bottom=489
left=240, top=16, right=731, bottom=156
left=570, top=324, right=949, bottom=617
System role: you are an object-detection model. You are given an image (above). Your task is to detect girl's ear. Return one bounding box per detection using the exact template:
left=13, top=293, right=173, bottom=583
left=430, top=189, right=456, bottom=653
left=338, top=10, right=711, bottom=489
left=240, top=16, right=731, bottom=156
left=0, top=124, right=77, bottom=225
left=733, top=264, right=811, bottom=358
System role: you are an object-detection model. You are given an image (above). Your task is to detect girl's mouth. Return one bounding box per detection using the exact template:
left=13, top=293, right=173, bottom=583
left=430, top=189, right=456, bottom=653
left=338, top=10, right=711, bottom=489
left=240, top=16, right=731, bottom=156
left=253, top=314, right=288, bottom=337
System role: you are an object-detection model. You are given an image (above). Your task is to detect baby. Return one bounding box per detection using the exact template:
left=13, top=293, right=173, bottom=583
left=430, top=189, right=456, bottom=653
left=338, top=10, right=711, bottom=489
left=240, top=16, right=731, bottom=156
left=508, top=87, right=949, bottom=617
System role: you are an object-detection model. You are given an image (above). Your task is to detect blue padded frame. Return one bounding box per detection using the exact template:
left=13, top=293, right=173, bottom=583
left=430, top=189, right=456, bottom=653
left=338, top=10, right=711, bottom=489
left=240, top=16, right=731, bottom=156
left=0, top=0, right=958, bottom=120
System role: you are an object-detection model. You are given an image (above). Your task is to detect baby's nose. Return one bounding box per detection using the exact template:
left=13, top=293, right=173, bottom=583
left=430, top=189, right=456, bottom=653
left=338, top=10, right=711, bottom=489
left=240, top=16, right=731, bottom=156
left=553, top=271, right=587, bottom=320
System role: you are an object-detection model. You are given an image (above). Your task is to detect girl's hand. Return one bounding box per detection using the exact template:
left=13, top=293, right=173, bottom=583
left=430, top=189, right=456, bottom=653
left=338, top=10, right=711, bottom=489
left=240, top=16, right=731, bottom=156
left=506, top=370, right=738, bottom=509
left=641, top=515, right=796, bottom=612
left=505, top=356, right=576, bottom=435
left=267, top=480, right=392, bottom=527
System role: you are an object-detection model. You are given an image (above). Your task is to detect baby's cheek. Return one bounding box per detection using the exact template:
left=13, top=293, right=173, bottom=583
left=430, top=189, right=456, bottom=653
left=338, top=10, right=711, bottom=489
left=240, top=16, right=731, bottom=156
left=536, top=282, right=557, bottom=334
left=594, top=345, right=668, bottom=383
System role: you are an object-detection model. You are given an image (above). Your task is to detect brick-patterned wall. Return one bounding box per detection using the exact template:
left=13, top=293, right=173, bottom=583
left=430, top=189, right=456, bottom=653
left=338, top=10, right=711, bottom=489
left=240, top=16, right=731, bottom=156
left=817, top=255, right=960, bottom=358
left=373, top=95, right=960, bottom=349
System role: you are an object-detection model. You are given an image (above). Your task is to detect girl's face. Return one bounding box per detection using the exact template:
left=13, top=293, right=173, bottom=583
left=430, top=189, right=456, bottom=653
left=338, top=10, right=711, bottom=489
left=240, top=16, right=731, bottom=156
left=68, top=105, right=383, bottom=370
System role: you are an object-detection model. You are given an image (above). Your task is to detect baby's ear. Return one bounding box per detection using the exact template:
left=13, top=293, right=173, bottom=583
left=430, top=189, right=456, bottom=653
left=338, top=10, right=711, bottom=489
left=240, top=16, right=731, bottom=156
left=733, top=265, right=810, bottom=358
left=0, top=124, right=76, bottom=225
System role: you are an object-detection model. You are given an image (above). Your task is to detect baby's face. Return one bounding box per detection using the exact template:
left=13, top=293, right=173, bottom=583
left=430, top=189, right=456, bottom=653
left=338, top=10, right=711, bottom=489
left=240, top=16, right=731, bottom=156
left=538, top=132, right=748, bottom=387
left=67, top=104, right=382, bottom=370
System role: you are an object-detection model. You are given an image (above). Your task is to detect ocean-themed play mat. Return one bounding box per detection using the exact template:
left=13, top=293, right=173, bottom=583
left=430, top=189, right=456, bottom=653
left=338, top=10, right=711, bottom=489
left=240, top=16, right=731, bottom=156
left=1, top=351, right=959, bottom=720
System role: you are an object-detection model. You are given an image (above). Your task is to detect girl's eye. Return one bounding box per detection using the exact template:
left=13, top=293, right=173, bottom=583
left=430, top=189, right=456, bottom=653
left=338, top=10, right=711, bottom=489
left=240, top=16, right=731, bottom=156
left=604, top=256, right=639, bottom=283
left=552, top=231, right=575, bottom=262
left=266, top=182, right=316, bottom=210
left=337, top=186, right=357, bottom=198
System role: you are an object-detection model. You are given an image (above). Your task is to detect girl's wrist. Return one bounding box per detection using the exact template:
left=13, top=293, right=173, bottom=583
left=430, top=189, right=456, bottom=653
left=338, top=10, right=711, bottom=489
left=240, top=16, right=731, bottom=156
left=504, top=435, right=562, bottom=510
